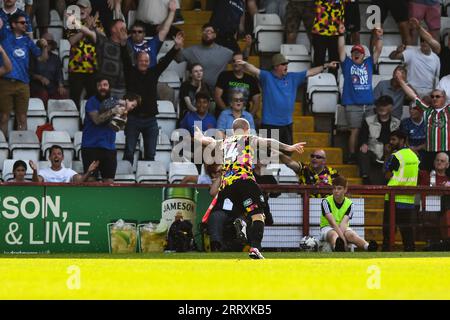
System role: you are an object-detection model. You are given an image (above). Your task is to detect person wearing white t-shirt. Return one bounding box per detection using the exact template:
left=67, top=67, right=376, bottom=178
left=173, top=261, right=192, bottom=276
left=437, top=74, right=450, bottom=104
left=30, top=145, right=99, bottom=183
left=389, top=18, right=441, bottom=98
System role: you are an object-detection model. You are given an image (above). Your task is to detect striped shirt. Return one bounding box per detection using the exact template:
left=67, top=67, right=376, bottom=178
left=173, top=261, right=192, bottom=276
left=415, top=98, right=450, bottom=152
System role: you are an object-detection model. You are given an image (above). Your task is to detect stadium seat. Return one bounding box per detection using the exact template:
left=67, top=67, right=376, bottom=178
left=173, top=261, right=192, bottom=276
left=401, top=105, right=410, bottom=120
left=158, top=70, right=181, bottom=89
left=80, top=99, right=87, bottom=124
left=1, top=159, right=33, bottom=182
left=127, top=10, right=136, bottom=29
left=38, top=160, right=51, bottom=170
left=169, top=161, right=198, bottom=183
left=136, top=160, right=168, bottom=183
left=254, top=14, right=284, bottom=53
left=115, top=160, right=136, bottom=183
left=0, top=131, right=9, bottom=173
left=41, top=131, right=75, bottom=168
left=115, top=130, right=140, bottom=171
left=8, top=131, right=41, bottom=164
left=47, top=99, right=80, bottom=139
left=156, top=100, right=177, bottom=139
left=378, top=45, right=402, bottom=76
left=440, top=17, right=450, bottom=42
left=295, top=30, right=311, bottom=53
left=280, top=44, right=312, bottom=72
left=59, top=39, right=70, bottom=60
left=27, top=98, right=47, bottom=133
left=277, top=164, right=299, bottom=184
left=155, top=151, right=172, bottom=172
left=307, top=73, right=339, bottom=113
left=73, top=131, right=82, bottom=160
left=71, top=160, right=84, bottom=174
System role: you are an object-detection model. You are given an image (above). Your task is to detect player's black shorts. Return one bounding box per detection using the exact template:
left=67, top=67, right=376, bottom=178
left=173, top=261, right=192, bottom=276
left=218, top=179, right=266, bottom=218
left=371, top=0, right=409, bottom=23
left=81, top=148, right=117, bottom=179
left=345, top=0, right=361, bottom=32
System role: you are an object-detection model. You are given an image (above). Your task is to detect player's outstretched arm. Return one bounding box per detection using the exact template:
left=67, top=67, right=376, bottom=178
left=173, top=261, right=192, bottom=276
left=275, top=150, right=301, bottom=174
left=194, top=126, right=217, bottom=148
left=258, top=138, right=306, bottom=155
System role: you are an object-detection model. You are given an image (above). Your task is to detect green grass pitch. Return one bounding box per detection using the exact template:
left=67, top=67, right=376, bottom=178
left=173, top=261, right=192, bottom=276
left=1, top=252, right=449, bottom=299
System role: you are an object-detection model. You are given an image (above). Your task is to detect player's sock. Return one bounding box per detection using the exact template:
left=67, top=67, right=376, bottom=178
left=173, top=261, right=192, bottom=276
left=249, top=220, right=264, bottom=250
left=364, top=243, right=369, bottom=251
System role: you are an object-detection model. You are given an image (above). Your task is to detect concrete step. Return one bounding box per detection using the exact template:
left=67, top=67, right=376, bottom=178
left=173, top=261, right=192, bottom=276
left=293, top=132, right=329, bottom=147
left=181, top=10, right=212, bottom=24
left=293, top=102, right=303, bottom=115
left=364, top=209, right=384, bottom=226
left=293, top=115, right=314, bottom=132
left=292, top=147, right=343, bottom=164
left=348, top=177, right=362, bottom=185
left=330, top=164, right=359, bottom=178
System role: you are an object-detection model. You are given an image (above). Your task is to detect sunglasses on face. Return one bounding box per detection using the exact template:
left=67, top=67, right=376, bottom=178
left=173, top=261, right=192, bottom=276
left=132, top=30, right=144, bottom=34
left=430, top=95, right=443, bottom=99
left=16, top=21, right=27, bottom=25
left=310, top=154, right=325, bottom=160
left=233, top=98, right=244, bottom=102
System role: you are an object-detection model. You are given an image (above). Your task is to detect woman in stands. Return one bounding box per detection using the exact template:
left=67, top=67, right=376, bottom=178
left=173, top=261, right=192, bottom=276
left=10, top=160, right=29, bottom=183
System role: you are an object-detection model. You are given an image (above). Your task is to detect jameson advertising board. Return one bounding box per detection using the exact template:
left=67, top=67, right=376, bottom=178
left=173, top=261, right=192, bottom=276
left=0, top=185, right=210, bottom=253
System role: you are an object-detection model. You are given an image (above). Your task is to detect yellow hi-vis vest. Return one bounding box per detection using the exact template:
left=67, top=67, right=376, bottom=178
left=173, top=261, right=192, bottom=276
left=320, top=195, right=352, bottom=228
left=385, top=148, right=419, bottom=204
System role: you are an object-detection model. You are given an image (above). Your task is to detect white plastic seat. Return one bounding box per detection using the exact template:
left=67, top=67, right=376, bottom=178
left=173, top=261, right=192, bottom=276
left=71, top=160, right=84, bottom=174
left=295, top=30, right=311, bottom=53
left=41, top=131, right=75, bottom=168
left=156, top=100, right=177, bottom=139
left=2, top=159, right=34, bottom=182
left=73, top=131, right=83, bottom=160
left=136, top=160, right=168, bottom=184
left=280, top=44, right=312, bottom=72
left=307, top=73, right=339, bottom=113
left=378, top=45, right=402, bottom=76
left=115, top=131, right=140, bottom=171
left=169, top=161, right=198, bottom=183
left=127, top=10, right=136, bottom=29
left=115, top=160, right=136, bottom=183
left=158, top=70, right=181, bottom=89
left=254, top=13, right=284, bottom=52
left=80, top=99, right=87, bottom=124
left=155, top=151, right=172, bottom=172
left=8, top=131, right=41, bottom=164
left=27, top=98, right=47, bottom=132
left=277, top=164, right=298, bottom=184
left=47, top=99, right=80, bottom=138
left=59, top=39, right=70, bottom=61
left=0, top=131, right=9, bottom=172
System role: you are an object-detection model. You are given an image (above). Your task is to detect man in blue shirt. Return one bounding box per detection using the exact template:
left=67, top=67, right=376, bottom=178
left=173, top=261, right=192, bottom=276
left=81, top=77, right=139, bottom=183
left=0, top=12, right=46, bottom=138
left=338, top=24, right=383, bottom=163
left=0, top=0, right=32, bottom=37
left=400, top=103, right=426, bottom=164
left=237, top=53, right=338, bottom=145
left=179, top=91, right=216, bottom=136
left=217, top=90, right=255, bottom=137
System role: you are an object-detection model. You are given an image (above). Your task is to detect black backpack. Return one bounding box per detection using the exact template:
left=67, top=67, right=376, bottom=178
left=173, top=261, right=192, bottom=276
left=166, top=220, right=194, bottom=252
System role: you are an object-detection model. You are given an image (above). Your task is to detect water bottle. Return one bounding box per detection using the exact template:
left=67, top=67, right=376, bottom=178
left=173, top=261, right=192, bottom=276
left=430, top=170, right=436, bottom=186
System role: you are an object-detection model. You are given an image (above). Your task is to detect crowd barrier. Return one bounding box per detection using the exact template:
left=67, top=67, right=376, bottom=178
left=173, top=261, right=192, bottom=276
left=0, top=183, right=448, bottom=253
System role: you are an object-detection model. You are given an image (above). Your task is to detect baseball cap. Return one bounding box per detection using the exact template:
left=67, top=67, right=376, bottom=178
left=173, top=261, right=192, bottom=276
left=77, top=0, right=91, bottom=8
left=351, top=44, right=365, bottom=55
left=272, top=53, right=289, bottom=67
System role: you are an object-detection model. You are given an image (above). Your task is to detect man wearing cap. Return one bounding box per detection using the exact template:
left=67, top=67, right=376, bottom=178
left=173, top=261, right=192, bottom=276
left=237, top=54, right=338, bottom=145
left=338, top=24, right=383, bottom=163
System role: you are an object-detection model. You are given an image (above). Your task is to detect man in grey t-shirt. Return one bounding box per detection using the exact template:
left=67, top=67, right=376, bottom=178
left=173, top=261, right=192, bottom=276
left=373, top=65, right=409, bottom=119
left=175, top=23, right=233, bottom=89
